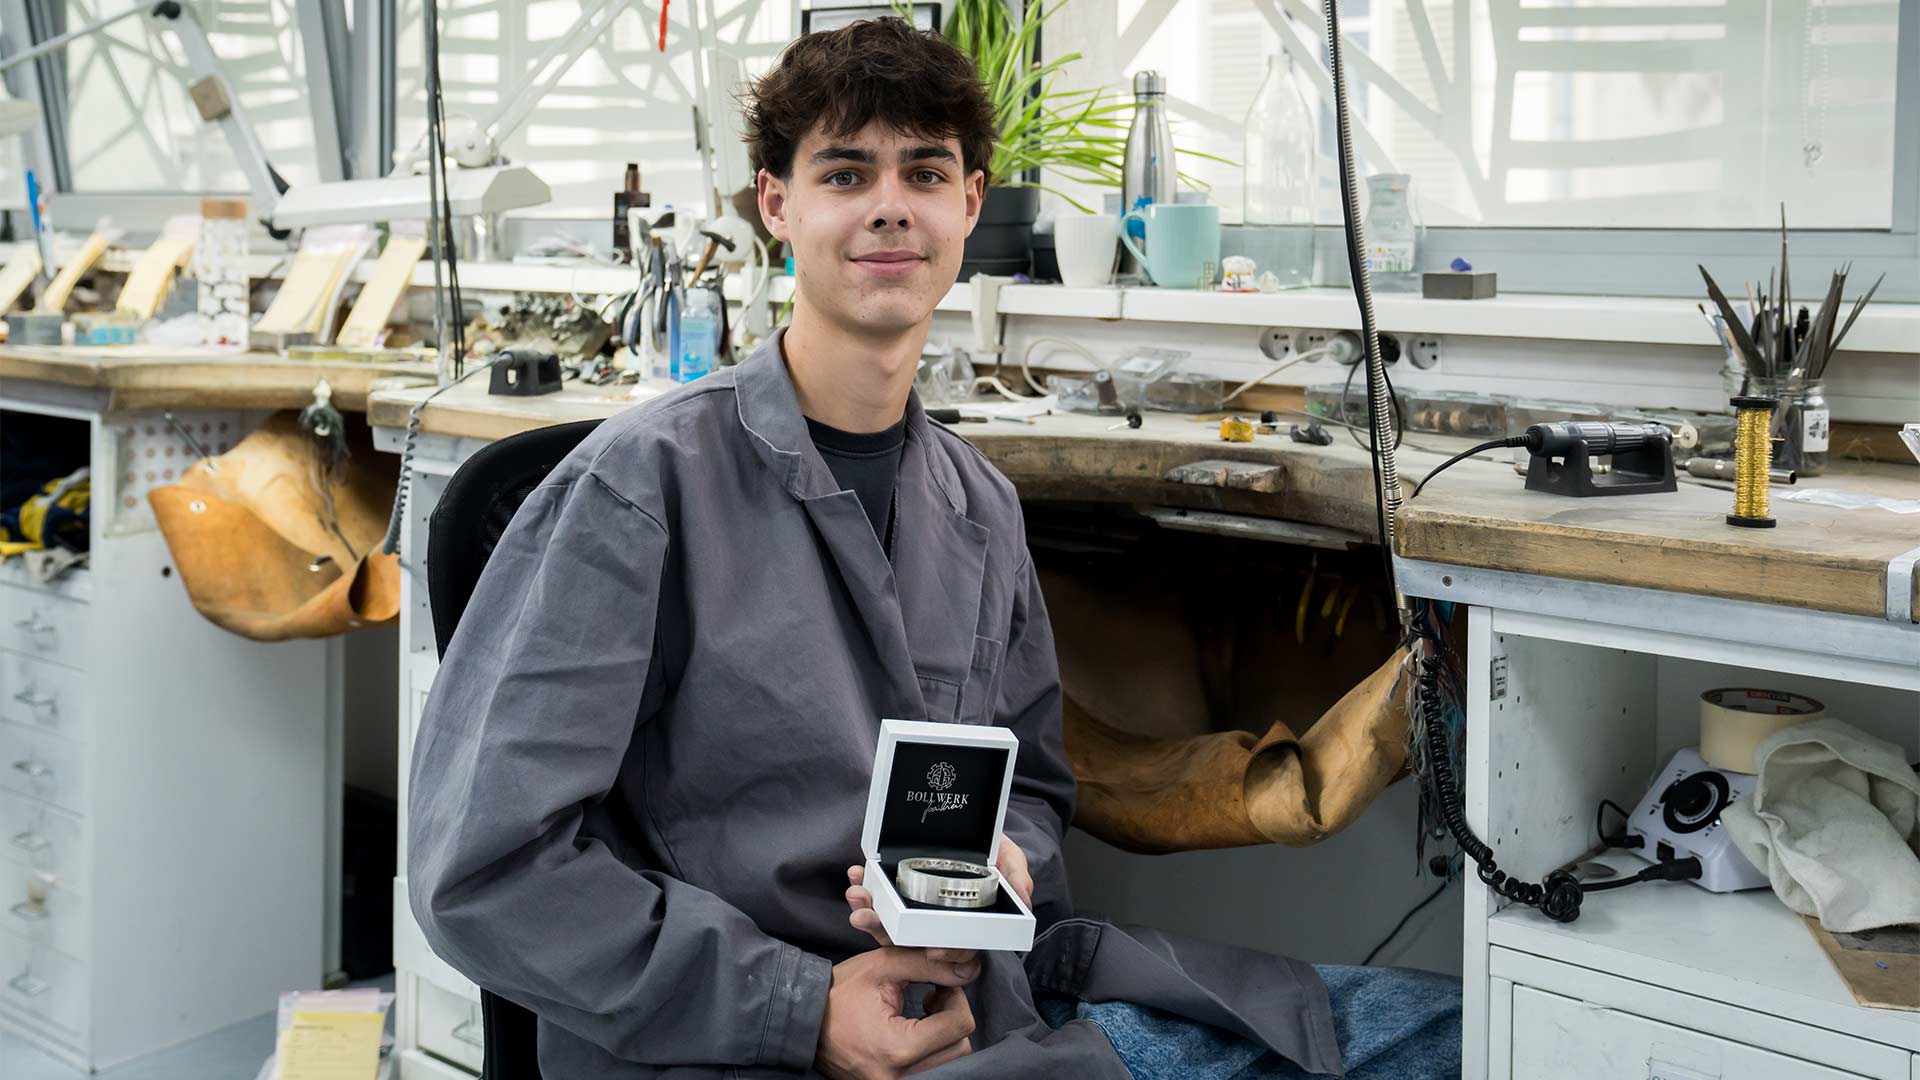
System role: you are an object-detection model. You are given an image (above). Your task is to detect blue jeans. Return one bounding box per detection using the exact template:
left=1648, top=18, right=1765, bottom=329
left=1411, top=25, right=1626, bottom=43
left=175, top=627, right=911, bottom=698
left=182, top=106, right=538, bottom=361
left=1037, top=964, right=1461, bottom=1080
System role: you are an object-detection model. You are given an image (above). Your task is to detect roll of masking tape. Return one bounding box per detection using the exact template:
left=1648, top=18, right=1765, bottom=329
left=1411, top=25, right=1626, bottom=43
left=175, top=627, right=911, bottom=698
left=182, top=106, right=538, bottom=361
left=1699, top=688, right=1824, bottom=774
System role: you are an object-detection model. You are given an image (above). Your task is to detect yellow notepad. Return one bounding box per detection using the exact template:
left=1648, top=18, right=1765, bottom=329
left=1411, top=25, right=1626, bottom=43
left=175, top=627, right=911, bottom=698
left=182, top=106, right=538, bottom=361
left=277, top=1009, right=383, bottom=1080
left=335, top=235, right=426, bottom=348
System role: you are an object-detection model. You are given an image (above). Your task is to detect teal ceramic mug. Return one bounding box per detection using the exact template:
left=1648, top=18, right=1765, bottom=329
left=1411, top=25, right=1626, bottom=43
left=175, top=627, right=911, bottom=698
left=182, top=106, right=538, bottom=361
left=1120, top=203, right=1221, bottom=288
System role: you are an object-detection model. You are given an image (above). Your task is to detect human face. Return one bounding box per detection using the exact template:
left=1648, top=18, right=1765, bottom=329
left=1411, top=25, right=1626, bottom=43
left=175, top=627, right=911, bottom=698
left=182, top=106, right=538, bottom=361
left=758, top=122, right=985, bottom=338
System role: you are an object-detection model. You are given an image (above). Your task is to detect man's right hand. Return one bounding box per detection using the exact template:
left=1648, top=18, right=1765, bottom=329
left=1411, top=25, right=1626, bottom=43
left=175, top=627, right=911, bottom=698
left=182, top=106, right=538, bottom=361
left=815, top=946, right=978, bottom=1079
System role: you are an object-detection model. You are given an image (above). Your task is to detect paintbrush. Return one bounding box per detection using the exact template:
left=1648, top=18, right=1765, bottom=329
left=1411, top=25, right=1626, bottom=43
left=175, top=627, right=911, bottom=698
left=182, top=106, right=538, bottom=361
left=1699, top=265, right=1761, bottom=370
left=1820, top=272, right=1884, bottom=380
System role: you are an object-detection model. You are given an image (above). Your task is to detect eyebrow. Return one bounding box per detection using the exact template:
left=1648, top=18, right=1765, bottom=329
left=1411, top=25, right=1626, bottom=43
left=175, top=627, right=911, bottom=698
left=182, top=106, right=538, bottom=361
left=808, top=145, right=959, bottom=167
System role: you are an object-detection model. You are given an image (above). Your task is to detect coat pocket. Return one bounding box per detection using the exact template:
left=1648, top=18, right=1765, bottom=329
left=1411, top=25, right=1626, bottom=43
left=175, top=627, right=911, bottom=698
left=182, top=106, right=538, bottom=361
left=957, top=635, right=1007, bottom=725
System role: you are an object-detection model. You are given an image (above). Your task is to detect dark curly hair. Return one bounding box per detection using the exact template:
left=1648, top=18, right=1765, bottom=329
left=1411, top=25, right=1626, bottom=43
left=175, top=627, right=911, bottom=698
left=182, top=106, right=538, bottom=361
left=741, top=17, right=998, bottom=181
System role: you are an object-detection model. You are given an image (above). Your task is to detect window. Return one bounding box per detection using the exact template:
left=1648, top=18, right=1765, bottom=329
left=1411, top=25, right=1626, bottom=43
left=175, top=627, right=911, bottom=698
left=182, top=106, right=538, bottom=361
left=392, top=0, right=797, bottom=222
left=41, top=0, right=324, bottom=193
left=1060, top=0, right=1907, bottom=228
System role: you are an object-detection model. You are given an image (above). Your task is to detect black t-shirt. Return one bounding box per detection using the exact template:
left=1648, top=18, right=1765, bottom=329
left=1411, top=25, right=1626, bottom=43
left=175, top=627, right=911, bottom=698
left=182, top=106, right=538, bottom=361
left=806, top=413, right=906, bottom=552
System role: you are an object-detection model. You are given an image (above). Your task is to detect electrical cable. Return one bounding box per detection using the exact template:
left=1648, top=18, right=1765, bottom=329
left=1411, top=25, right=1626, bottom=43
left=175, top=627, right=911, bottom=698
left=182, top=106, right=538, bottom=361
left=423, top=0, right=465, bottom=379
left=1361, top=878, right=1452, bottom=966
left=1410, top=436, right=1527, bottom=499
left=1022, top=336, right=1105, bottom=396
left=1415, top=646, right=1586, bottom=923
left=1580, top=858, right=1703, bottom=892
left=1221, top=345, right=1333, bottom=405
left=380, top=354, right=508, bottom=557
left=1595, top=799, right=1643, bottom=850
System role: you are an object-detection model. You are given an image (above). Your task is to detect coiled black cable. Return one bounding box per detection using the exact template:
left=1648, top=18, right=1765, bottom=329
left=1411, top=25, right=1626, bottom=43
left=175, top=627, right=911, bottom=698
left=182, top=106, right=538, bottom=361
left=1416, top=651, right=1586, bottom=923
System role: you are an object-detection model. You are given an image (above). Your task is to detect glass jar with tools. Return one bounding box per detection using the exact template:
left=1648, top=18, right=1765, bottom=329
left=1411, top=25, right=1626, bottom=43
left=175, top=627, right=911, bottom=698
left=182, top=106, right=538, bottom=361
left=1363, top=174, right=1421, bottom=291
left=1747, top=374, right=1829, bottom=476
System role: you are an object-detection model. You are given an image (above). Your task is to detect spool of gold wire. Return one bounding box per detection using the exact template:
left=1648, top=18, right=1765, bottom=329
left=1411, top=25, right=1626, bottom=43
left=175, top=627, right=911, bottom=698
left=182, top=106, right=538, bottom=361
left=1727, top=396, right=1778, bottom=529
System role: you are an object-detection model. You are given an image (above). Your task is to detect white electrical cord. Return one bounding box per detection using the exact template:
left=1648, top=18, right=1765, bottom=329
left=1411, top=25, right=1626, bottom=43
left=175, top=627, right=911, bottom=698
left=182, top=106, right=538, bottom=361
left=1022, top=336, right=1104, bottom=393
left=1221, top=345, right=1335, bottom=405
left=973, top=335, right=1107, bottom=400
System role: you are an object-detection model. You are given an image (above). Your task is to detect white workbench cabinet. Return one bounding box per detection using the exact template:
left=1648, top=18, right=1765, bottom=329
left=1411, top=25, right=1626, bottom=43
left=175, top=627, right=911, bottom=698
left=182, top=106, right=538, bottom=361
left=376, top=431, right=494, bottom=1080
left=0, top=393, right=334, bottom=1072
left=1399, top=558, right=1920, bottom=1080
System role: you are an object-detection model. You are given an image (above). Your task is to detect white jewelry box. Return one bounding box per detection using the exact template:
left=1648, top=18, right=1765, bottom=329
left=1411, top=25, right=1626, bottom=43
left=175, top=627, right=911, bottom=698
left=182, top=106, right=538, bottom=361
left=861, top=719, right=1036, bottom=951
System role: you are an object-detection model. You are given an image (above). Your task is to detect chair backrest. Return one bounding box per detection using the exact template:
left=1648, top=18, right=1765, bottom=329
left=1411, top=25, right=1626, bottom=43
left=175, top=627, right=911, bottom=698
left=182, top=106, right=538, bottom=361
left=424, top=417, right=604, bottom=1080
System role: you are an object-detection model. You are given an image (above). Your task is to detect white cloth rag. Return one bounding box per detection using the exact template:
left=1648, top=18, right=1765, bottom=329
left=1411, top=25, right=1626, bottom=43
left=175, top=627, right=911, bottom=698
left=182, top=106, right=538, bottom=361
left=1722, top=718, right=1920, bottom=932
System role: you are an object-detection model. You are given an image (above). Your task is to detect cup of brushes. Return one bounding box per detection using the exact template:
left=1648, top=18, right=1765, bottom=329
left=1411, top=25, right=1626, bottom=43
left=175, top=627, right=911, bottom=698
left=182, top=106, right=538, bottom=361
left=1699, top=209, right=1883, bottom=486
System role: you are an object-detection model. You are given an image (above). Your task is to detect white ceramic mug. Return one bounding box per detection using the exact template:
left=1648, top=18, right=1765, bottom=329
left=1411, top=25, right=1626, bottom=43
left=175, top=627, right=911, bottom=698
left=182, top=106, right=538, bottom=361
left=1054, top=214, right=1120, bottom=288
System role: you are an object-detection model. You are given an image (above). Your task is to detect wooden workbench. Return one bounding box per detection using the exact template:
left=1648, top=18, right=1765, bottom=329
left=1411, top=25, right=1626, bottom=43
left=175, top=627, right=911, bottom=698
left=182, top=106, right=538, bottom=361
left=365, top=379, right=1920, bottom=624
left=0, top=344, right=436, bottom=412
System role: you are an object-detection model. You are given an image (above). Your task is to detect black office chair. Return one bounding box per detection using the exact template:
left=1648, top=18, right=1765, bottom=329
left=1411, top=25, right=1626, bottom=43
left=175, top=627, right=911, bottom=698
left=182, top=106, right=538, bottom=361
left=426, top=417, right=605, bottom=1080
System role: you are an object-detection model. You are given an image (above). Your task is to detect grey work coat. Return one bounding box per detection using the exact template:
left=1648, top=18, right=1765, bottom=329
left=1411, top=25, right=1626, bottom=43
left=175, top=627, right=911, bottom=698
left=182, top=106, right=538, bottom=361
left=408, top=331, right=1342, bottom=1078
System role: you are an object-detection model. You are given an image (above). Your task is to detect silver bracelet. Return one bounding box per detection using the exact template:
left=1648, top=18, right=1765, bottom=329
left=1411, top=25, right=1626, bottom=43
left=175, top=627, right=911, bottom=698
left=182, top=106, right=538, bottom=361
left=895, top=857, right=999, bottom=910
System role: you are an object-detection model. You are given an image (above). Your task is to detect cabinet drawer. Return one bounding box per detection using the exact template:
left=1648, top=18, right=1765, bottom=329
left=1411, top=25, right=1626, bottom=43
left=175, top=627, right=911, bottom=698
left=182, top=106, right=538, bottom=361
left=416, top=975, right=485, bottom=1074
left=0, top=652, right=88, bottom=743
left=0, top=859, right=84, bottom=961
left=0, top=588, right=87, bottom=669
left=0, top=925, right=87, bottom=1038
left=0, top=789, right=85, bottom=897
left=1513, top=984, right=1872, bottom=1079
left=0, top=722, right=88, bottom=815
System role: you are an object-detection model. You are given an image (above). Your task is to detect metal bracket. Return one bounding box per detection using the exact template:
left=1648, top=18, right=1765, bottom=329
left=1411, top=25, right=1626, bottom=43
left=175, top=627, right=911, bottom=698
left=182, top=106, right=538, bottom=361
left=1889, top=543, right=1920, bottom=624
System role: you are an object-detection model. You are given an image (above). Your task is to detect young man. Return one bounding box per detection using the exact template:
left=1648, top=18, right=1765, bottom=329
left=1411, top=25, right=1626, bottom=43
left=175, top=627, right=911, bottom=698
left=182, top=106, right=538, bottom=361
left=409, top=17, right=1454, bottom=1080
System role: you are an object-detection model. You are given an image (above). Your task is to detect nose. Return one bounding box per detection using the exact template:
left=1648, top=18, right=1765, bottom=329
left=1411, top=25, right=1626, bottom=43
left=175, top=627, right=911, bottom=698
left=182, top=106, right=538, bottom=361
left=868, top=172, right=912, bottom=232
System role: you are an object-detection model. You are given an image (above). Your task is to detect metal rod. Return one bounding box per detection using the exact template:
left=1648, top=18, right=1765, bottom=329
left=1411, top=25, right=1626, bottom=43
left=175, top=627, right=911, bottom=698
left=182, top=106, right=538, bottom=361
left=163, top=411, right=219, bottom=472
left=0, top=3, right=152, bottom=75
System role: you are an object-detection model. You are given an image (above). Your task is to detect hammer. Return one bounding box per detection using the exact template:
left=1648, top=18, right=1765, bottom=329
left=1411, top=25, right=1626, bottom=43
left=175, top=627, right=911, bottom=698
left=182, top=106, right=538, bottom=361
left=687, top=228, right=737, bottom=285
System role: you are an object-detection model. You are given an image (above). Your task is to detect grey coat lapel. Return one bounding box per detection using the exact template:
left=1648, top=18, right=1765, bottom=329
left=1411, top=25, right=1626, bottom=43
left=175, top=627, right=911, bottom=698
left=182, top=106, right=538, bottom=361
left=891, top=401, right=991, bottom=721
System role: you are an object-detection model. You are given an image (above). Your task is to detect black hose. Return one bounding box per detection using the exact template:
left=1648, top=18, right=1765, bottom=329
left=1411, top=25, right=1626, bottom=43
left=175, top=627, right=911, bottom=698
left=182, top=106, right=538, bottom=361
left=1418, top=652, right=1585, bottom=923
left=1411, top=436, right=1528, bottom=499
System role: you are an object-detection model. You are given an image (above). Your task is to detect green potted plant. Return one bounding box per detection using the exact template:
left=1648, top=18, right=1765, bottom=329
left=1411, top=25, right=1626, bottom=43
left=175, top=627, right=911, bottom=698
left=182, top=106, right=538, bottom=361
left=934, top=0, right=1135, bottom=277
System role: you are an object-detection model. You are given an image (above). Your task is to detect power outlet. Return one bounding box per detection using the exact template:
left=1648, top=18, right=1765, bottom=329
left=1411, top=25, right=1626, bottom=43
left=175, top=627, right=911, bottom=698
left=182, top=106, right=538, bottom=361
left=1409, top=335, right=1442, bottom=369
left=1258, top=326, right=1293, bottom=362
left=1295, top=329, right=1334, bottom=357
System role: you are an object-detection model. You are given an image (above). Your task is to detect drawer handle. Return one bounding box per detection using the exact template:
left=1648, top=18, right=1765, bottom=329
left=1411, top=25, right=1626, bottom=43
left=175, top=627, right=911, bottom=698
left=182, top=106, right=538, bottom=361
left=10, top=829, right=50, bottom=854
left=8, top=969, right=50, bottom=997
left=11, top=759, right=52, bottom=780
left=12, top=612, right=53, bottom=637
left=451, top=1016, right=485, bottom=1049
left=9, top=899, right=48, bottom=923
left=11, top=687, right=57, bottom=718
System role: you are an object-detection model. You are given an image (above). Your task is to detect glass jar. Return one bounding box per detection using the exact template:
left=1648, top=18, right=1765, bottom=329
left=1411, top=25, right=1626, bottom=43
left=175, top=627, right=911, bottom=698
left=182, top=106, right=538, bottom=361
left=1242, top=55, right=1317, bottom=289
left=1363, top=173, right=1421, bottom=292
left=1746, top=375, right=1829, bottom=476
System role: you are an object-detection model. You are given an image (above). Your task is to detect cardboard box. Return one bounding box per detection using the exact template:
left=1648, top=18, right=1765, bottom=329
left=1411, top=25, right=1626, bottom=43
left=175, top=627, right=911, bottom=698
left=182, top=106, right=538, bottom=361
left=862, top=720, right=1035, bottom=951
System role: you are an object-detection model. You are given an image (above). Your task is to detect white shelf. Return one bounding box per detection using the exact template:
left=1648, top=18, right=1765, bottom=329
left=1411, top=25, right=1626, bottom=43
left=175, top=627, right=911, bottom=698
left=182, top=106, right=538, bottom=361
left=11, top=237, right=1914, bottom=352
left=1487, top=850, right=1920, bottom=1053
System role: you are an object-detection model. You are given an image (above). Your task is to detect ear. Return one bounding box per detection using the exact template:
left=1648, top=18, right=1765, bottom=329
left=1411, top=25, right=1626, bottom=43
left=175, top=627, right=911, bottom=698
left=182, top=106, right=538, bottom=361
left=757, top=168, right=791, bottom=244
left=960, top=169, right=987, bottom=239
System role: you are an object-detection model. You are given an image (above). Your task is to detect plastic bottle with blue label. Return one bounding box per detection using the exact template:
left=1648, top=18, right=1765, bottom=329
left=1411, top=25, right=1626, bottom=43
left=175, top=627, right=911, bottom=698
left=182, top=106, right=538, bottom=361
left=676, top=287, right=719, bottom=382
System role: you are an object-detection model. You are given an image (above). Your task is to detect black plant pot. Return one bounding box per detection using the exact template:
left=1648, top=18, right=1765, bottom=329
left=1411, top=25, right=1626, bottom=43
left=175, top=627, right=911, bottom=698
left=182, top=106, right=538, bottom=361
left=960, top=186, right=1039, bottom=280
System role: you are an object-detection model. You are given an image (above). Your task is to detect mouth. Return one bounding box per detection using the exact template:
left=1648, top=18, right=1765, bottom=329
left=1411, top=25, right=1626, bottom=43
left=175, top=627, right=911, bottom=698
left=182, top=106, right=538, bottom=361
left=850, top=250, right=927, bottom=277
